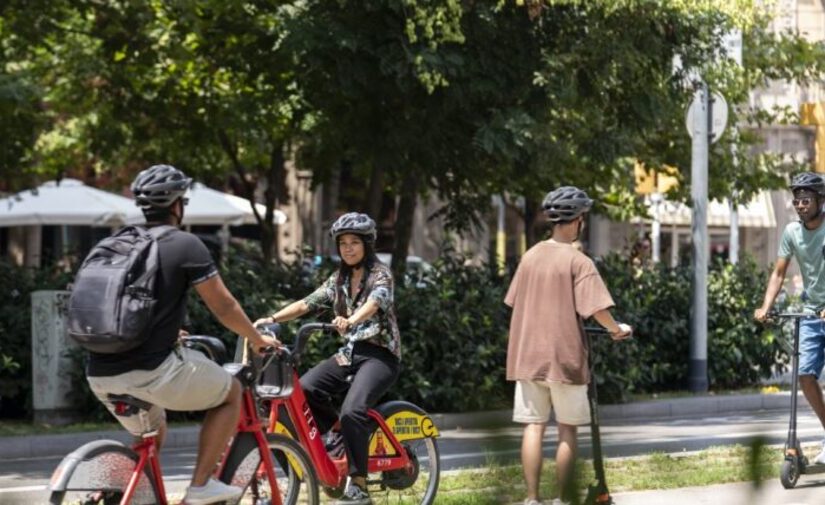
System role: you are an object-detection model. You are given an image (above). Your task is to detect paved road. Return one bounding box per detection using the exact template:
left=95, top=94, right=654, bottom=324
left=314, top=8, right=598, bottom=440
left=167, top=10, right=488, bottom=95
left=1, top=409, right=824, bottom=504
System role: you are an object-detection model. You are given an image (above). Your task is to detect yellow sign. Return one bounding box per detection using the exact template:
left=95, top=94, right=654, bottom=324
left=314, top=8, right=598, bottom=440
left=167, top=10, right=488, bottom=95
left=368, top=411, right=439, bottom=456
left=635, top=162, right=680, bottom=195
left=801, top=102, right=825, bottom=174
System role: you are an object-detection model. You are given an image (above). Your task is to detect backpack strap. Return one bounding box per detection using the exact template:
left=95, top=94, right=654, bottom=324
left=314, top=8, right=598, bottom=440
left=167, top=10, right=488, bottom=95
left=145, top=224, right=177, bottom=239
left=128, top=225, right=177, bottom=291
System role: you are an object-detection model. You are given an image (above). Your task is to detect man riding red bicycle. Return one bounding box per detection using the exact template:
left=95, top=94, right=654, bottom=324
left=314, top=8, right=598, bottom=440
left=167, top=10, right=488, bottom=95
left=83, top=165, right=277, bottom=505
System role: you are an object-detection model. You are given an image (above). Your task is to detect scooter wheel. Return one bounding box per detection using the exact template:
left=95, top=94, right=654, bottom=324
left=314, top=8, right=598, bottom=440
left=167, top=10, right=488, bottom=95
left=780, top=459, right=799, bottom=489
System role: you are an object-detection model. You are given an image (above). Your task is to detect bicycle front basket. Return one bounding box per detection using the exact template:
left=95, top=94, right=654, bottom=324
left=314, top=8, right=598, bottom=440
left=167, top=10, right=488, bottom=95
left=256, top=356, right=294, bottom=399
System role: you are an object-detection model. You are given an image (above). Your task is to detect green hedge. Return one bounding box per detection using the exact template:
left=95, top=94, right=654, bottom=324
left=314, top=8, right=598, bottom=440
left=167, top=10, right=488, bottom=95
left=0, top=247, right=789, bottom=420
left=592, top=254, right=788, bottom=402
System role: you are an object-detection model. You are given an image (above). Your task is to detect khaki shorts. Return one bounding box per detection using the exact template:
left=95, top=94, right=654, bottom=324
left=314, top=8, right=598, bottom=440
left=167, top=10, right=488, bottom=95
left=88, top=347, right=233, bottom=436
left=512, top=380, right=591, bottom=426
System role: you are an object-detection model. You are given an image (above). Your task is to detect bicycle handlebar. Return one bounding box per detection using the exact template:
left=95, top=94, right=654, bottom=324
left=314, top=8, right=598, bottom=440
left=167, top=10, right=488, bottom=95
left=256, top=321, right=337, bottom=363
left=765, top=311, right=815, bottom=319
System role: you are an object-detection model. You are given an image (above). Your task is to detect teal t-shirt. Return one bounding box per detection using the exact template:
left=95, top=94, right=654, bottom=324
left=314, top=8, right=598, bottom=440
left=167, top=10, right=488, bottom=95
left=778, top=220, right=825, bottom=312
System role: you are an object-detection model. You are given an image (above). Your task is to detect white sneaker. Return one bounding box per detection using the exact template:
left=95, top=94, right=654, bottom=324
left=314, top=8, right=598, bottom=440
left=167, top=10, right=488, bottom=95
left=551, top=499, right=571, bottom=505
left=523, top=499, right=542, bottom=505
left=813, top=439, right=825, bottom=465
left=183, top=478, right=243, bottom=505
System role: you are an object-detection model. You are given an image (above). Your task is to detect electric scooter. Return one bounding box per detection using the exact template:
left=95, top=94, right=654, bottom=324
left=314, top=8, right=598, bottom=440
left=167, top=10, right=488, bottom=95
left=583, top=327, right=616, bottom=505
left=768, top=312, right=825, bottom=488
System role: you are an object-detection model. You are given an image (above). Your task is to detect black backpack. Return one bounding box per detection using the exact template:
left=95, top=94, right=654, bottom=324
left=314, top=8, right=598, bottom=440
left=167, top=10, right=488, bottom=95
left=67, top=225, right=175, bottom=353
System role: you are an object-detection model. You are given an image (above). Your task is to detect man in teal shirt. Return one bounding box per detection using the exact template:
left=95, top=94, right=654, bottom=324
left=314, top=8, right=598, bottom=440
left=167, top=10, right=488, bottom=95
left=755, top=171, right=825, bottom=465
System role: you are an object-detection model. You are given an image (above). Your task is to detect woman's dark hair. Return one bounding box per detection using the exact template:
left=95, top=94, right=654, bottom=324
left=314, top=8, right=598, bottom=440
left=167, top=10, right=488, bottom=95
left=333, top=235, right=379, bottom=317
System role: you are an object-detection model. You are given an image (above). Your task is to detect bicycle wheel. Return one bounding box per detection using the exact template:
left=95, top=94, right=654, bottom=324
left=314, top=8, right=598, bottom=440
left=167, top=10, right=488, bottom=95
left=221, top=432, right=319, bottom=505
left=371, top=436, right=440, bottom=505
left=49, top=440, right=160, bottom=505
left=369, top=401, right=440, bottom=505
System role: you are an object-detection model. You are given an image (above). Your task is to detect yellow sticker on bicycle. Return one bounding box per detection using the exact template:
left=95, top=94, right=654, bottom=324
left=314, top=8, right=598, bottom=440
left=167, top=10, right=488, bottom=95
left=368, top=411, right=439, bottom=455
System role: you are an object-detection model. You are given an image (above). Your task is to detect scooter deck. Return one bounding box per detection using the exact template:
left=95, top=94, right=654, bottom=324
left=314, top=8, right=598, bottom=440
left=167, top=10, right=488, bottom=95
left=803, top=462, right=825, bottom=475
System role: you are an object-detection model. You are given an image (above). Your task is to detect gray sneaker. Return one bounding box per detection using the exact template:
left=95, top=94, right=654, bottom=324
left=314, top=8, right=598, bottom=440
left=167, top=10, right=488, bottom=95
left=183, top=478, right=243, bottom=505
left=813, top=438, right=825, bottom=465
left=334, top=482, right=372, bottom=505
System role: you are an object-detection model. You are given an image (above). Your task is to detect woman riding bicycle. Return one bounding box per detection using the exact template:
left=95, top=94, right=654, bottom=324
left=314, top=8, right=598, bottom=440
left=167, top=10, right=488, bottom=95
left=255, top=212, right=401, bottom=505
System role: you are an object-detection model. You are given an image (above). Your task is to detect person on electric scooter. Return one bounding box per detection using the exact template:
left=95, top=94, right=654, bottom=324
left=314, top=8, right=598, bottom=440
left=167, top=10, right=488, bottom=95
left=755, top=171, right=825, bottom=465
left=255, top=212, right=400, bottom=505
left=504, top=186, right=632, bottom=505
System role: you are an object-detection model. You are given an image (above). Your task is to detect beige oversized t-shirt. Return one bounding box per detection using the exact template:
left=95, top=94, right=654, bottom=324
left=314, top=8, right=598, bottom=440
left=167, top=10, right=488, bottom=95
left=504, top=241, right=614, bottom=385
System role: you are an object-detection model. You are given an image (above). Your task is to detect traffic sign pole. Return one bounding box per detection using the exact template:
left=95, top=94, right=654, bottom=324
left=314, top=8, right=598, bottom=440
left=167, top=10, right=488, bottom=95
left=689, top=82, right=710, bottom=394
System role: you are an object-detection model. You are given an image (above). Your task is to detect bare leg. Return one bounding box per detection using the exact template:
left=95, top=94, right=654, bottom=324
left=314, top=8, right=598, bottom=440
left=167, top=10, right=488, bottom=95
left=521, top=423, right=546, bottom=501
left=191, top=379, right=242, bottom=486
left=556, top=423, right=578, bottom=501
left=800, top=375, right=825, bottom=431
left=155, top=421, right=167, bottom=451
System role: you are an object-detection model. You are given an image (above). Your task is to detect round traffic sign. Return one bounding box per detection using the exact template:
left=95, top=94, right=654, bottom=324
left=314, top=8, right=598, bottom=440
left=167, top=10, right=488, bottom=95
left=686, top=92, right=729, bottom=144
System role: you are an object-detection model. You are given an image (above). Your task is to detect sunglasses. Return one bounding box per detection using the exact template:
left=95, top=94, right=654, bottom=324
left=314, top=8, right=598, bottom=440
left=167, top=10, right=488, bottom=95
left=181, top=197, right=189, bottom=206
left=792, top=197, right=815, bottom=207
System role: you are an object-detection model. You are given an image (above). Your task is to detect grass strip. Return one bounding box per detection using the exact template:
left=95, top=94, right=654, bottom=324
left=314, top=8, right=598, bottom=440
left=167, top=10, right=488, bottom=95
left=429, top=441, right=811, bottom=504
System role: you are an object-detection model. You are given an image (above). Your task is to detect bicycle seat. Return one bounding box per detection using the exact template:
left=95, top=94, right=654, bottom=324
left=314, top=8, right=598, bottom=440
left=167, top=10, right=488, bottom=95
left=107, top=394, right=153, bottom=416
left=183, top=335, right=229, bottom=364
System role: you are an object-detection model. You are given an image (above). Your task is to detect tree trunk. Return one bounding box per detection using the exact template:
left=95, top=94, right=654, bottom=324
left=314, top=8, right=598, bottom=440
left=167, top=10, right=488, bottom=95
left=364, top=164, right=384, bottom=219
left=262, top=142, right=287, bottom=262
left=391, top=171, right=419, bottom=281
left=524, top=196, right=542, bottom=248
left=218, top=129, right=285, bottom=264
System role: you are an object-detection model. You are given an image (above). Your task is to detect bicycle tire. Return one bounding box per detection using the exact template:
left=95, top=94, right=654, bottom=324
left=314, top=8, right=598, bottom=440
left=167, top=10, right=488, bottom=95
left=49, top=441, right=160, bottom=505
left=221, top=432, right=319, bottom=505
left=370, top=402, right=440, bottom=505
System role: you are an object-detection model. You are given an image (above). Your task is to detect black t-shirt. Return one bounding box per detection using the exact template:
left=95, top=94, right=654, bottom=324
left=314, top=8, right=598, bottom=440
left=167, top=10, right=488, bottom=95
left=86, top=228, right=219, bottom=377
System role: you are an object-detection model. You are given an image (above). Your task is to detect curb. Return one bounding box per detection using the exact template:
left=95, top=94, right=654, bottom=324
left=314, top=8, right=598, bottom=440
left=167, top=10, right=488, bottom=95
left=1, top=392, right=804, bottom=460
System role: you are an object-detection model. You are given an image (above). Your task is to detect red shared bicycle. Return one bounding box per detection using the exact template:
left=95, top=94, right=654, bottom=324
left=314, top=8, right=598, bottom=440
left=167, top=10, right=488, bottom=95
left=48, top=335, right=320, bottom=505
left=250, top=322, right=441, bottom=504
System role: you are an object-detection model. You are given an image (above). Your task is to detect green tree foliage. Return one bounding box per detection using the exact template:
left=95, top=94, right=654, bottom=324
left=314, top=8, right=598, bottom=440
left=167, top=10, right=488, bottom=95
left=3, top=1, right=823, bottom=262
left=1, top=0, right=306, bottom=258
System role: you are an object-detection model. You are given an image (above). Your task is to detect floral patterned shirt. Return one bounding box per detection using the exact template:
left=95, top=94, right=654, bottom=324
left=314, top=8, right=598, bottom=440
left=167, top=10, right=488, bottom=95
left=303, top=261, right=401, bottom=363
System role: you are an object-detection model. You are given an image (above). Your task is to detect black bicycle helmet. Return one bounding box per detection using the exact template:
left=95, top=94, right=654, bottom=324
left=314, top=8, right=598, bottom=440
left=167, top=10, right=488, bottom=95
left=542, top=186, right=594, bottom=222
left=789, top=172, right=825, bottom=196
left=330, top=212, right=377, bottom=242
left=131, top=164, right=192, bottom=210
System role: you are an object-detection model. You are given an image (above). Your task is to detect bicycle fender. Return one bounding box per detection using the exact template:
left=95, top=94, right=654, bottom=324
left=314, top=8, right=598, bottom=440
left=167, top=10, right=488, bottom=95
left=48, top=439, right=131, bottom=492
left=373, top=400, right=439, bottom=441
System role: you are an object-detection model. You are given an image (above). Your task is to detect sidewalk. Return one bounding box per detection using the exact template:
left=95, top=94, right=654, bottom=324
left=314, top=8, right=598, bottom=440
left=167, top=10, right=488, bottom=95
left=0, top=390, right=807, bottom=459
left=612, top=479, right=825, bottom=505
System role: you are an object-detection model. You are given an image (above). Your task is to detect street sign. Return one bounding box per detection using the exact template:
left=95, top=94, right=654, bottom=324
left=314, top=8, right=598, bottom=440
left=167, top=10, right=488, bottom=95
left=686, top=92, right=728, bottom=144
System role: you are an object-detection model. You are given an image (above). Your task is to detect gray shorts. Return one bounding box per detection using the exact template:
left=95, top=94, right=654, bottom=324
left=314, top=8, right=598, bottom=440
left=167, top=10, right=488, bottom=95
left=88, top=347, right=233, bottom=436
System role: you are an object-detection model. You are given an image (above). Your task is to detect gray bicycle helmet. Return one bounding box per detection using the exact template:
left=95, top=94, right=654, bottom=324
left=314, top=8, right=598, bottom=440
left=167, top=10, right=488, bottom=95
left=542, top=186, right=593, bottom=222
left=131, top=164, right=192, bottom=210
left=789, top=172, right=825, bottom=196
left=330, top=212, right=377, bottom=242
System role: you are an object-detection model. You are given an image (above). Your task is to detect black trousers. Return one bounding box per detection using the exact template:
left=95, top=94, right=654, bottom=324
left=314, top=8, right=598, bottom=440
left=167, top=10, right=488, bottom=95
left=300, top=341, right=400, bottom=477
